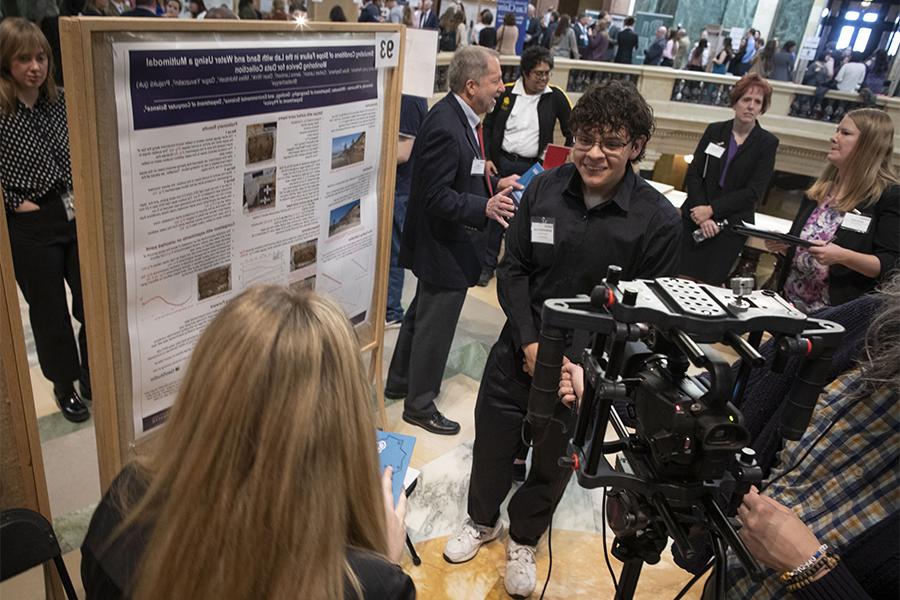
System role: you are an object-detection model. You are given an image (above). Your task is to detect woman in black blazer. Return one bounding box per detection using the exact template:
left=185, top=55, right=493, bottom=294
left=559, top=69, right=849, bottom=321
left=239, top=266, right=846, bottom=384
left=769, top=108, right=899, bottom=313
left=679, top=74, right=779, bottom=285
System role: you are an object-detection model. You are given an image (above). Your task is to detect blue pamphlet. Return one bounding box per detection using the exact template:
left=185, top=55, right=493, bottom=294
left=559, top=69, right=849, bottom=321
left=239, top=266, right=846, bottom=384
left=376, top=430, right=416, bottom=505
left=512, top=162, right=544, bottom=205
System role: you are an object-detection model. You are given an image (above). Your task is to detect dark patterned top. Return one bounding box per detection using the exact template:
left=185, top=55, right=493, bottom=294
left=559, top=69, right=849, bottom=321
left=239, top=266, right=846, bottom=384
left=783, top=200, right=843, bottom=314
left=0, top=91, right=73, bottom=212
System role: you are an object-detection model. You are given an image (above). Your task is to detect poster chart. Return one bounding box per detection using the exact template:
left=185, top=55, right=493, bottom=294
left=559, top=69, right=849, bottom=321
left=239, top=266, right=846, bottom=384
left=113, top=37, right=390, bottom=437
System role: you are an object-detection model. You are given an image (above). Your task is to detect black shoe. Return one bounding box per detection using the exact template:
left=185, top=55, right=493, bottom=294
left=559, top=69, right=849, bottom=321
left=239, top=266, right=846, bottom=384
left=477, top=269, right=494, bottom=287
left=53, top=385, right=90, bottom=423
left=402, top=411, right=460, bottom=435
left=384, top=387, right=407, bottom=401
left=512, top=461, right=527, bottom=483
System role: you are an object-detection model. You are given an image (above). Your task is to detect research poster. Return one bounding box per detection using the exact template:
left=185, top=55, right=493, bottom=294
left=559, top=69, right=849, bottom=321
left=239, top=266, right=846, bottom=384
left=113, top=37, right=392, bottom=436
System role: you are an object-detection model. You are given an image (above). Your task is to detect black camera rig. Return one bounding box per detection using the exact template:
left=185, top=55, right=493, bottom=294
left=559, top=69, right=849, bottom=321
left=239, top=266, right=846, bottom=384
left=525, top=267, right=844, bottom=600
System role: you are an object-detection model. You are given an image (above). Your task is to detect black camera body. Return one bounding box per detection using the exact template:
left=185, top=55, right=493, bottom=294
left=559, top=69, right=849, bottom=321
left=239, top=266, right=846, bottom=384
left=524, top=269, right=844, bottom=598
left=628, top=352, right=749, bottom=483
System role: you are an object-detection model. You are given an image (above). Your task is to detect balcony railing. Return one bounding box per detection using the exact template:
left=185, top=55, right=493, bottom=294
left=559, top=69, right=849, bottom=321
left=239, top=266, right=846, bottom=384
left=432, top=53, right=900, bottom=177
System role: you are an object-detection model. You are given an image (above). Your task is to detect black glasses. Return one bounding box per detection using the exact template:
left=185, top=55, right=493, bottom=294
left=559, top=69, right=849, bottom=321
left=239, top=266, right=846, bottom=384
left=572, top=133, right=631, bottom=153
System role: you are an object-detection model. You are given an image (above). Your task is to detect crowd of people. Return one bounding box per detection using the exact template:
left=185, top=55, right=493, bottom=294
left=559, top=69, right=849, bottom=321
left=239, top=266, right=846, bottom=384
left=380, top=40, right=896, bottom=597
left=1, top=5, right=898, bottom=600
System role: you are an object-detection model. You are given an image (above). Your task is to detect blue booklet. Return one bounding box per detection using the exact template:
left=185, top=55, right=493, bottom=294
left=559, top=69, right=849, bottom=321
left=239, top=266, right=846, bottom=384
left=376, top=430, right=416, bottom=505
left=512, top=162, right=544, bottom=205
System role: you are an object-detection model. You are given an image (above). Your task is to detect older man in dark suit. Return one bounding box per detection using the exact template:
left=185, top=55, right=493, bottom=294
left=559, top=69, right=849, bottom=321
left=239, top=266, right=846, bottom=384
left=386, top=46, right=521, bottom=435
left=643, top=25, right=667, bottom=65
left=417, top=0, right=438, bottom=29
left=121, top=0, right=160, bottom=16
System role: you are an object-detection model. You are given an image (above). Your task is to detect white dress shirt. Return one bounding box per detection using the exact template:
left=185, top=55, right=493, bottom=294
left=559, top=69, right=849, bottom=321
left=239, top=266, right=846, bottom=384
left=501, top=79, right=551, bottom=159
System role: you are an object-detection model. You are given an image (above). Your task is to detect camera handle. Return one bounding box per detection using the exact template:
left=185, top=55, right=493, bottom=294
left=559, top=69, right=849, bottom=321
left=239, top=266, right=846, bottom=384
left=780, top=319, right=842, bottom=440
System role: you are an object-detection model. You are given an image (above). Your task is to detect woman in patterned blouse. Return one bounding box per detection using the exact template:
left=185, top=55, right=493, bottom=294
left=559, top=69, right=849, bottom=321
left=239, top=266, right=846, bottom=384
left=0, top=18, right=90, bottom=423
left=768, top=108, right=899, bottom=314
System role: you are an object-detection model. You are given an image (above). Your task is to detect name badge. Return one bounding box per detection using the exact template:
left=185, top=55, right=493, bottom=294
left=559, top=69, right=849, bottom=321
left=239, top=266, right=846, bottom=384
left=531, top=217, right=555, bottom=245
left=841, top=212, right=871, bottom=234
left=705, top=142, right=725, bottom=159
left=61, top=190, right=75, bottom=222
left=470, top=158, right=486, bottom=176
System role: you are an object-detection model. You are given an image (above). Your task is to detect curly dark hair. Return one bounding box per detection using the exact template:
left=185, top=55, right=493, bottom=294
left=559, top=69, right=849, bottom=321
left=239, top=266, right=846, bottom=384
left=520, top=45, right=553, bottom=75
left=568, top=79, right=654, bottom=163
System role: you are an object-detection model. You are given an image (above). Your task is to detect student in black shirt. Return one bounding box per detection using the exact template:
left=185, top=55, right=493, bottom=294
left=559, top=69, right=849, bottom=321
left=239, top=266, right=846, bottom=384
left=443, top=79, right=681, bottom=598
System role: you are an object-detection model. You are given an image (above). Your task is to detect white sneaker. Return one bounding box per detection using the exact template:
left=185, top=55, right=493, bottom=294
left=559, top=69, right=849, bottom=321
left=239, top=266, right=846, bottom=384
left=505, top=539, right=537, bottom=598
left=443, top=517, right=504, bottom=563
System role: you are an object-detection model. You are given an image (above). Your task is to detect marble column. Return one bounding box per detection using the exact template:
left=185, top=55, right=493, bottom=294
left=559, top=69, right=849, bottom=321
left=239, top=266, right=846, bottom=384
left=634, top=0, right=660, bottom=13
left=722, top=0, right=759, bottom=31
left=636, top=0, right=759, bottom=45
left=769, top=0, right=817, bottom=47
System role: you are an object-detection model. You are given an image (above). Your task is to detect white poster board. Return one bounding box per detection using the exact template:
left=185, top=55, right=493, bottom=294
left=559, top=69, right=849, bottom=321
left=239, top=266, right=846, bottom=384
left=112, top=38, right=387, bottom=437
left=403, top=27, right=438, bottom=98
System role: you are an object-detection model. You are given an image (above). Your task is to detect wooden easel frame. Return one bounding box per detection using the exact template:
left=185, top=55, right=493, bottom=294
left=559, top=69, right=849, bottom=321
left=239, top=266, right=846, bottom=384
left=58, top=18, right=403, bottom=490
left=0, top=195, right=65, bottom=598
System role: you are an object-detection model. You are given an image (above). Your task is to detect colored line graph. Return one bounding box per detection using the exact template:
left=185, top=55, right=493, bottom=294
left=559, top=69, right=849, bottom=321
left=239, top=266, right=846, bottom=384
left=141, top=294, right=191, bottom=308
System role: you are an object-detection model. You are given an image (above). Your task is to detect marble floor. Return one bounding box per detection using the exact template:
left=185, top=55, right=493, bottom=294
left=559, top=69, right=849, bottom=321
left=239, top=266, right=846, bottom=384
left=3, top=269, right=719, bottom=599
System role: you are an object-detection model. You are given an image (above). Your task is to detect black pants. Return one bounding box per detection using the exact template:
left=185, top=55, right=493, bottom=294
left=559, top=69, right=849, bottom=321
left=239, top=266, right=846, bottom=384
left=7, top=191, right=88, bottom=386
left=483, top=152, right=535, bottom=272
left=385, top=279, right=467, bottom=417
left=467, top=329, right=575, bottom=546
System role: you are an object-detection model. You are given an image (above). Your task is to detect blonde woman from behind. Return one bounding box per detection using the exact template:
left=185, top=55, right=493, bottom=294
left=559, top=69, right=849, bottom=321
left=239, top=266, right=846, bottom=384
left=81, top=286, right=414, bottom=599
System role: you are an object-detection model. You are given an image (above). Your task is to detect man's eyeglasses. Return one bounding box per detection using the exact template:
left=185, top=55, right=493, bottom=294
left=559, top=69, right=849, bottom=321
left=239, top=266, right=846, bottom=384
left=573, top=134, right=631, bottom=154
left=528, top=69, right=552, bottom=80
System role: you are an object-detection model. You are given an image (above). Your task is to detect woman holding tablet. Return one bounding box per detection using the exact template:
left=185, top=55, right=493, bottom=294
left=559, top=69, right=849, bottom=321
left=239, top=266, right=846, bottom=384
left=81, top=287, right=414, bottom=599
left=767, top=108, right=899, bottom=313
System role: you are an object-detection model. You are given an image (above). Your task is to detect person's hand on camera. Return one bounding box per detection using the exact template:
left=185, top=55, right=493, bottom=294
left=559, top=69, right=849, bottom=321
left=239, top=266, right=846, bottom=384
left=764, top=238, right=789, bottom=255
left=486, top=187, right=516, bottom=228
left=690, top=204, right=713, bottom=224
left=808, top=240, right=847, bottom=267
left=699, top=219, right=720, bottom=239
left=559, top=360, right=584, bottom=408
left=485, top=160, right=499, bottom=177
left=737, top=486, right=825, bottom=574
left=497, top=173, right=523, bottom=192
left=522, top=342, right=538, bottom=376
left=381, top=467, right=408, bottom=564
left=14, top=199, right=40, bottom=213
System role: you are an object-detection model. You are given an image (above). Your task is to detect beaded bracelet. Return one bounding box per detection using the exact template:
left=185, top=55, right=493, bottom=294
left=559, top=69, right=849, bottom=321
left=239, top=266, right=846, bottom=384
left=779, top=544, right=829, bottom=583
left=786, top=555, right=840, bottom=592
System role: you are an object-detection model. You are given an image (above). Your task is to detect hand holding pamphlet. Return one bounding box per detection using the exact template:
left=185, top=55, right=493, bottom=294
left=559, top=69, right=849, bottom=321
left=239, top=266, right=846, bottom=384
left=376, top=430, right=416, bottom=506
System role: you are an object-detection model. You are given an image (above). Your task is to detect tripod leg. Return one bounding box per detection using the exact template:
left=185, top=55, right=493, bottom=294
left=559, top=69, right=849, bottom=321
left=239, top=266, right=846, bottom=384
left=615, top=559, right=643, bottom=600
left=712, top=535, right=728, bottom=600
left=406, top=532, right=421, bottom=566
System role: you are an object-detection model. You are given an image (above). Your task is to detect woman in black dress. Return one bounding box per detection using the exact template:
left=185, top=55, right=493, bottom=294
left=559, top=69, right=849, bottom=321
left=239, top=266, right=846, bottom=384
left=679, top=73, right=779, bottom=285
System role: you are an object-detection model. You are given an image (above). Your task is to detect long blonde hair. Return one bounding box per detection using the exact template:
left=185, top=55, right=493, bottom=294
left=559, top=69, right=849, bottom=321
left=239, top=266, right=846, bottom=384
left=0, top=18, right=58, bottom=115
left=807, top=108, right=898, bottom=212
left=119, top=286, right=387, bottom=600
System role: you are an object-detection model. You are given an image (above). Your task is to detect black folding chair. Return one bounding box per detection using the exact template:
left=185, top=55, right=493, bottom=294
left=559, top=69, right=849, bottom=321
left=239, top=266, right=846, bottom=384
left=404, top=478, right=422, bottom=566
left=0, top=508, right=78, bottom=599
